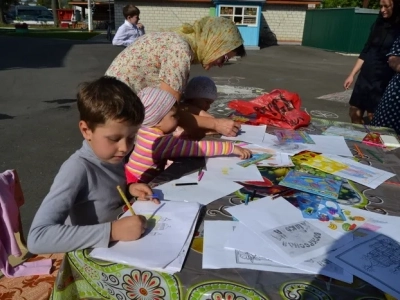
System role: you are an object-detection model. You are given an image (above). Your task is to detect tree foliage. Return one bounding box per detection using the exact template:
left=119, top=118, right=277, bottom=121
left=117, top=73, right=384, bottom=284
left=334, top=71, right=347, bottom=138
left=322, top=0, right=380, bottom=9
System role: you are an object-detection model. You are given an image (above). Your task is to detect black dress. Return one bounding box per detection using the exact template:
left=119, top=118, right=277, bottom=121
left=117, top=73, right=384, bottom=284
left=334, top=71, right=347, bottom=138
left=349, top=15, right=400, bottom=113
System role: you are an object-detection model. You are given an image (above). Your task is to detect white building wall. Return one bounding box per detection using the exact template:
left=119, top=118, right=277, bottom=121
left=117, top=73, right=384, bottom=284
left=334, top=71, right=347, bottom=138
left=114, top=1, right=307, bottom=42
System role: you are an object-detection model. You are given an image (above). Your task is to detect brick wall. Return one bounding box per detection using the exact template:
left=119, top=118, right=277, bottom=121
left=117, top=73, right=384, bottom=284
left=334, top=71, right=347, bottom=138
left=114, top=1, right=306, bottom=42
left=261, top=4, right=307, bottom=43
left=114, top=2, right=210, bottom=32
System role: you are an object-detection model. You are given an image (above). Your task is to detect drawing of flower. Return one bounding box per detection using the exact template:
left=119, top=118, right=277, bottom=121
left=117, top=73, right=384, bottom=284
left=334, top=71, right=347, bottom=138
left=207, top=291, right=246, bottom=300
left=122, top=270, right=166, bottom=300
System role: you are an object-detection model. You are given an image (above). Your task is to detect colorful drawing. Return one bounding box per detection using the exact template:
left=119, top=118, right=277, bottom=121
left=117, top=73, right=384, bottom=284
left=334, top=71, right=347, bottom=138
left=363, top=132, right=385, bottom=147
left=302, top=155, right=349, bottom=174
left=296, top=193, right=346, bottom=222
left=237, top=153, right=272, bottom=167
left=322, top=126, right=367, bottom=142
left=279, top=170, right=342, bottom=200
left=275, top=130, right=315, bottom=144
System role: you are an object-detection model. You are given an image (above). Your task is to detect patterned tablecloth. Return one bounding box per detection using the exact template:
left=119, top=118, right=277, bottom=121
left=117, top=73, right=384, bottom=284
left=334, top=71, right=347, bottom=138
left=50, top=119, right=400, bottom=300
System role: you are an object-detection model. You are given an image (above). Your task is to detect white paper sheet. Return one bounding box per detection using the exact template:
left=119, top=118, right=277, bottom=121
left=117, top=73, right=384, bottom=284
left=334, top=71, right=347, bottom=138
left=90, top=201, right=200, bottom=270
left=310, top=154, right=395, bottom=189
left=261, top=133, right=353, bottom=157
left=226, top=197, right=349, bottom=264
left=221, top=124, right=266, bottom=144
left=203, top=221, right=311, bottom=274
left=224, top=222, right=353, bottom=283
left=329, top=232, right=400, bottom=299
left=242, top=144, right=294, bottom=167
left=204, top=156, right=263, bottom=182
left=154, top=172, right=243, bottom=205
left=322, top=126, right=367, bottom=142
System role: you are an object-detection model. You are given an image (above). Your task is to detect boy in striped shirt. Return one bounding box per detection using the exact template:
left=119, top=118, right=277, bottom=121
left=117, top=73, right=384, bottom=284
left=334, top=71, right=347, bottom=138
left=126, top=87, right=252, bottom=185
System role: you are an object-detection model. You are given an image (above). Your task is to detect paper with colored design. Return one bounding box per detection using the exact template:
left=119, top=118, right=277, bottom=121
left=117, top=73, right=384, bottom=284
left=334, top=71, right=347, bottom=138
left=312, top=154, right=395, bottom=189
left=205, top=156, right=263, bottom=182
left=90, top=201, right=200, bottom=272
left=225, top=197, right=350, bottom=264
left=322, top=126, right=367, bottom=142
left=275, top=130, right=315, bottom=144
left=203, top=221, right=311, bottom=274
left=237, top=153, right=272, bottom=167
left=224, top=221, right=353, bottom=283
left=301, top=154, right=349, bottom=173
left=241, top=144, right=294, bottom=167
left=279, top=170, right=342, bottom=200
left=296, top=193, right=347, bottom=222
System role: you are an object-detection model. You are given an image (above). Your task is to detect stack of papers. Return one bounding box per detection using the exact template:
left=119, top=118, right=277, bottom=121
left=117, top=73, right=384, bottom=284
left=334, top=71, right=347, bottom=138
left=90, top=200, right=201, bottom=274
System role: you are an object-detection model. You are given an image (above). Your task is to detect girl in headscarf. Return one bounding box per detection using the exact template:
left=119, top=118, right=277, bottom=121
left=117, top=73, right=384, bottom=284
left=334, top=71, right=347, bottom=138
left=106, top=16, right=245, bottom=137
left=344, top=0, right=400, bottom=124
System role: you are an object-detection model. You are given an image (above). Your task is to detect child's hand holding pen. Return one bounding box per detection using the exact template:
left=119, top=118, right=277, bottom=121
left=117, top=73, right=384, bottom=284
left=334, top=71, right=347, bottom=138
left=110, top=215, right=147, bottom=242
left=129, top=183, right=160, bottom=204
left=233, top=146, right=252, bottom=160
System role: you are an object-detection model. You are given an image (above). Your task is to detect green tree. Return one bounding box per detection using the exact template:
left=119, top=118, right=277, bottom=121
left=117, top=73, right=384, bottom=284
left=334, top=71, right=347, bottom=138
left=37, top=0, right=52, bottom=8
left=323, top=0, right=380, bottom=8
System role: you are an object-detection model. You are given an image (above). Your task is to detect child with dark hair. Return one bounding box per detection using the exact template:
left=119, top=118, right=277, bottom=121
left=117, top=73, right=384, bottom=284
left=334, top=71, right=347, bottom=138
left=28, top=76, right=158, bottom=254
left=112, top=4, right=145, bottom=47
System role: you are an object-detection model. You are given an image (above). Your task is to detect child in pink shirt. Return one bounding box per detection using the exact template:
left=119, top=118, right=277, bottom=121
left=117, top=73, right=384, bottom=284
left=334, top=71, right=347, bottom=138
left=126, top=87, right=252, bottom=184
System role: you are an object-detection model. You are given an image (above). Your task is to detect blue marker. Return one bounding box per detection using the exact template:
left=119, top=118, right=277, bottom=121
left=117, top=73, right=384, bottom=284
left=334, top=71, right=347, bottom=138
left=245, top=194, right=250, bottom=206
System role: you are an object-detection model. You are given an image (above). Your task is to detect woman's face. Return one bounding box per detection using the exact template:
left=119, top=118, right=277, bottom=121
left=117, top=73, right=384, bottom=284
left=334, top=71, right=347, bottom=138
left=380, top=0, right=394, bottom=18
left=203, top=50, right=237, bottom=70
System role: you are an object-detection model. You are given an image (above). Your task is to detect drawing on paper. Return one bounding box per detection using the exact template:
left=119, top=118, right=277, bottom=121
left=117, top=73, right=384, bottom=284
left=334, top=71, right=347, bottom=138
left=275, top=130, right=315, bottom=144
left=142, top=215, right=172, bottom=236
left=263, top=221, right=335, bottom=257
left=339, top=165, right=376, bottom=180
left=362, top=237, right=400, bottom=273
left=235, top=250, right=271, bottom=265
left=305, top=257, right=345, bottom=274
left=302, top=155, right=348, bottom=173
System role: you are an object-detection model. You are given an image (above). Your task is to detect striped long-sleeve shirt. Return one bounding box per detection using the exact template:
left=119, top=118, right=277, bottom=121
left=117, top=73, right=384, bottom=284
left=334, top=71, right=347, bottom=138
left=126, top=127, right=235, bottom=184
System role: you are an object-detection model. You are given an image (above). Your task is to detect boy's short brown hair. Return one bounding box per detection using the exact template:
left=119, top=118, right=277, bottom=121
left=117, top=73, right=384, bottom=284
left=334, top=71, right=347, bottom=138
left=123, top=5, right=140, bottom=19
left=77, top=76, right=144, bottom=131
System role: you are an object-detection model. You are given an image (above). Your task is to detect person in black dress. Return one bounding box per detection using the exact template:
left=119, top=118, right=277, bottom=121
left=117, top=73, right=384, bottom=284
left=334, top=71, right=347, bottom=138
left=371, top=36, right=400, bottom=133
left=344, top=0, right=400, bottom=124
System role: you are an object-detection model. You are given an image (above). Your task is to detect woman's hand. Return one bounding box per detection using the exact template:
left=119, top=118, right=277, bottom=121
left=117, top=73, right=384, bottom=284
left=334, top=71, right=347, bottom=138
left=344, top=75, right=354, bottom=90
left=388, top=56, right=400, bottom=72
left=214, top=118, right=241, bottom=137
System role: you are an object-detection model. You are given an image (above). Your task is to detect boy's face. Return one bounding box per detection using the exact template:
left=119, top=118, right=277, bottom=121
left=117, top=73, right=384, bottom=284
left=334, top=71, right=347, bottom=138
left=79, top=119, right=139, bottom=164
left=156, top=106, right=179, bottom=134
left=187, top=98, right=214, bottom=112
left=127, top=14, right=139, bottom=25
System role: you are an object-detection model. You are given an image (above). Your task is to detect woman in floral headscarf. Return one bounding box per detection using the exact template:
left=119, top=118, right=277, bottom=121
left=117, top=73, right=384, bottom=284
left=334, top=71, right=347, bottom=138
left=105, top=16, right=246, bottom=137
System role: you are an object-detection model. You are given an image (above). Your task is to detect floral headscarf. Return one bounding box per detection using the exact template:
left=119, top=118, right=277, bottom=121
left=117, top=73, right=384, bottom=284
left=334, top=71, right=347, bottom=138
left=173, top=16, right=244, bottom=65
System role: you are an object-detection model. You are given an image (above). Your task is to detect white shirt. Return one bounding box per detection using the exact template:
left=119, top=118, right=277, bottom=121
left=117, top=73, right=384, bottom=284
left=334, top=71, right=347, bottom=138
left=112, top=20, right=145, bottom=47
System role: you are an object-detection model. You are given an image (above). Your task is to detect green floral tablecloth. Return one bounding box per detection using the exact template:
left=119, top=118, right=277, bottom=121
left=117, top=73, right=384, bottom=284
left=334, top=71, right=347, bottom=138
left=50, top=119, right=400, bottom=300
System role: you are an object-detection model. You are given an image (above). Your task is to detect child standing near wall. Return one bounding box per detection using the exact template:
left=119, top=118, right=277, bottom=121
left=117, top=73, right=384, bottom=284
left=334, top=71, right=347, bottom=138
left=112, top=5, right=145, bottom=47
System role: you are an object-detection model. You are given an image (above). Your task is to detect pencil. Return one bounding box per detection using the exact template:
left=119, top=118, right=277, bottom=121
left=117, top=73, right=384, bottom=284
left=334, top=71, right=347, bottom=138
left=272, top=188, right=294, bottom=199
left=366, top=149, right=383, bottom=163
left=354, top=145, right=364, bottom=158
left=116, top=185, right=136, bottom=216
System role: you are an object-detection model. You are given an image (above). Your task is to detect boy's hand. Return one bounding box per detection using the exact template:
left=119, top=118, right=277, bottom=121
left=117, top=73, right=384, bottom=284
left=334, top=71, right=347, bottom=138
left=137, top=23, right=144, bottom=29
left=129, top=183, right=160, bottom=203
left=110, top=215, right=147, bottom=242
left=233, top=146, right=252, bottom=159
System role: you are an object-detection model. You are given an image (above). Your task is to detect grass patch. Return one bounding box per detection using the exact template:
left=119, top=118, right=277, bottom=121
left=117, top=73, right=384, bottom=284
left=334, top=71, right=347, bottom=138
left=0, top=29, right=100, bottom=40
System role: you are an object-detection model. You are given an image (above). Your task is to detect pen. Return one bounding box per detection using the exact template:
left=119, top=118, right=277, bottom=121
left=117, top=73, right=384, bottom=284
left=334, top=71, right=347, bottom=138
left=116, top=185, right=136, bottom=216
left=354, top=144, right=364, bottom=158
left=198, top=167, right=204, bottom=182
left=364, top=124, right=370, bottom=133
left=244, top=194, right=250, bottom=205
left=175, top=182, right=198, bottom=186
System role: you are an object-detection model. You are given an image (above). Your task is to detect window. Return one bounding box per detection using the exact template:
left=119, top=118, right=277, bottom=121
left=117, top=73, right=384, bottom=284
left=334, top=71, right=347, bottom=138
left=219, top=5, right=258, bottom=26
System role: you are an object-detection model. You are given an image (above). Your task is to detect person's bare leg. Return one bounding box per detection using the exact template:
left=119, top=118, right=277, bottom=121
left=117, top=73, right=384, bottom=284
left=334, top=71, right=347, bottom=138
left=349, top=106, right=364, bottom=124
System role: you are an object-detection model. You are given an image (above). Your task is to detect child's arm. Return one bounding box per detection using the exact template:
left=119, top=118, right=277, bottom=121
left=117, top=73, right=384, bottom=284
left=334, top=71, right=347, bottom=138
left=153, top=135, right=235, bottom=159
left=27, top=160, right=113, bottom=254
left=137, top=23, right=145, bottom=35
left=112, top=26, right=131, bottom=47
